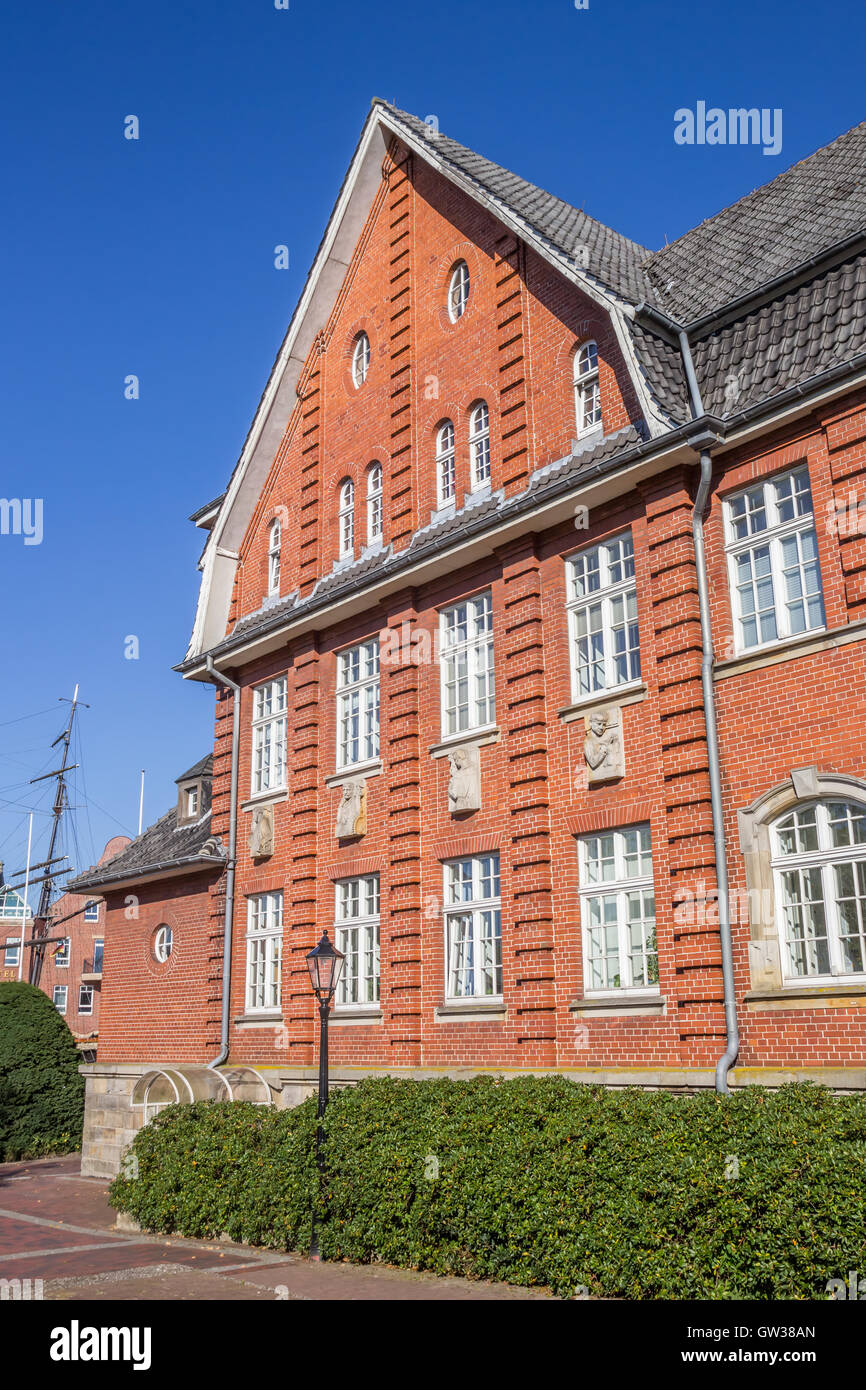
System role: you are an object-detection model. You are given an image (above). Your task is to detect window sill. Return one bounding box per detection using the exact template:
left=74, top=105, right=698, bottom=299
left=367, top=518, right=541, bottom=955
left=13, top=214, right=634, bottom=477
left=714, top=619, right=866, bottom=681
left=325, top=760, right=383, bottom=788
left=233, top=1012, right=283, bottom=1029
left=241, top=789, right=289, bottom=812
left=558, top=683, right=647, bottom=723
left=570, top=993, right=665, bottom=1017
left=745, top=983, right=866, bottom=1012
left=330, top=1008, right=384, bottom=1026
left=429, top=726, right=501, bottom=760
left=435, top=1000, right=506, bottom=1022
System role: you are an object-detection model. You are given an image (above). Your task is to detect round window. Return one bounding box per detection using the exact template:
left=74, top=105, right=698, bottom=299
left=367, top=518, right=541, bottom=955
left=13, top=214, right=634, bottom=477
left=448, top=260, right=470, bottom=321
left=154, top=925, right=173, bottom=962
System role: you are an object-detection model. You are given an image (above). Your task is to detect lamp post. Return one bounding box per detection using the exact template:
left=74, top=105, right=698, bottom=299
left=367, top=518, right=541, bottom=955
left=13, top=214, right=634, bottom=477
left=305, top=930, right=345, bottom=1255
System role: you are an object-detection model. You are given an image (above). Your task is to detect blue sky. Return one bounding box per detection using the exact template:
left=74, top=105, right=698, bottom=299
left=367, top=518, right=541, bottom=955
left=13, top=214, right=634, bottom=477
left=1, top=0, right=863, bottom=885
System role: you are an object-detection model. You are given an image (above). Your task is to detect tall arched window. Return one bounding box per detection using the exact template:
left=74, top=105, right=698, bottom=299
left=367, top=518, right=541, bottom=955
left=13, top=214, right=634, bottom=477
left=267, top=518, right=281, bottom=596
left=366, top=463, right=383, bottom=544
left=436, top=421, right=455, bottom=507
left=772, top=800, right=866, bottom=981
left=448, top=261, right=470, bottom=321
left=574, top=341, right=601, bottom=436
left=352, top=333, right=370, bottom=388
left=339, top=479, right=355, bottom=557
left=469, top=402, right=490, bottom=491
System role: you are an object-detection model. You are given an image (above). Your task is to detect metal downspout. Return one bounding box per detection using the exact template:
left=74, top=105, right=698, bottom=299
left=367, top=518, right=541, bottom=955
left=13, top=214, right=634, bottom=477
left=205, top=657, right=240, bottom=1070
left=676, top=330, right=740, bottom=1094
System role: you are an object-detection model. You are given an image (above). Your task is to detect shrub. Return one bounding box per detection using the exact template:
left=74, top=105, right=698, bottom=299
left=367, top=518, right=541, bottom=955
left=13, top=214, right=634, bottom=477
left=0, top=981, right=85, bottom=1160
left=109, top=1077, right=866, bottom=1298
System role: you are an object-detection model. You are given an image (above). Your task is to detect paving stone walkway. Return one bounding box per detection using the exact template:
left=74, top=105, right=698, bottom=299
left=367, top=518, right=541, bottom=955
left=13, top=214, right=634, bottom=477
left=0, top=1155, right=553, bottom=1301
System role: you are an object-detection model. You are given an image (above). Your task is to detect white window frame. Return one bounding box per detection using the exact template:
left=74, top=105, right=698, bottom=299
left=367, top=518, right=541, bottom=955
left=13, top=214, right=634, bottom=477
left=336, top=639, right=380, bottom=770
left=55, top=937, right=70, bottom=968
left=84, top=901, right=100, bottom=922
left=92, top=938, right=104, bottom=973
left=251, top=676, right=288, bottom=796
left=724, top=465, right=825, bottom=655
left=436, top=421, right=456, bottom=507
left=574, top=340, right=601, bottom=436
left=53, top=985, right=68, bottom=1013
left=78, top=984, right=94, bottom=1016
left=578, top=825, right=657, bottom=995
left=771, top=800, right=866, bottom=985
left=469, top=402, right=491, bottom=491
left=352, top=332, right=370, bottom=388
left=268, top=517, right=281, bottom=596
left=245, top=892, right=283, bottom=1013
left=334, top=875, right=380, bottom=1009
left=3, top=938, right=20, bottom=968
left=443, top=854, right=502, bottom=1001
left=366, top=463, right=383, bottom=545
left=338, top=478, right=355, bottom=558
left=566, top=531, right=641, bottom=701
left=186, top=786, right=199, bottom=817
left=439, top=592, right=496, bottom=738
left=154, top=925, right=173, bottom=962
left=448, top=260, right=470, bottom=322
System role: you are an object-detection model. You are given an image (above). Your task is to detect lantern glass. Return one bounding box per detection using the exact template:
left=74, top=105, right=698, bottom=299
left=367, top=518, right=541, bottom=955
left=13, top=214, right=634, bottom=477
left=306, top=931, right=345, bottom=1000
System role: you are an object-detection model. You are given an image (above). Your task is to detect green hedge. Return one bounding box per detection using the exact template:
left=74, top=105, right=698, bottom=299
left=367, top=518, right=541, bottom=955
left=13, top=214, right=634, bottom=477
left=109, top=1076, right=866, bottom=1298
left=0, top=981, right=85, bottom=1160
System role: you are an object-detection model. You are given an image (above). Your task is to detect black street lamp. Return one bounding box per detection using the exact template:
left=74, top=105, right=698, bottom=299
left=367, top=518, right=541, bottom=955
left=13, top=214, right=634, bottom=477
left=305, top=930, right=345, bottom=1258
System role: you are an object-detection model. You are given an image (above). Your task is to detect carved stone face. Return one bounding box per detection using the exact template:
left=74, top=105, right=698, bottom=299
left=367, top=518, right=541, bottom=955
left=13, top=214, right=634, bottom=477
left=590, top=713, right=607, bottom=737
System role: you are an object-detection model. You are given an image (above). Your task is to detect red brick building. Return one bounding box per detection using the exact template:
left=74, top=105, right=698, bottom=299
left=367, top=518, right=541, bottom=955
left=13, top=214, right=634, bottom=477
left=74, top=104, right=866, bottom=1174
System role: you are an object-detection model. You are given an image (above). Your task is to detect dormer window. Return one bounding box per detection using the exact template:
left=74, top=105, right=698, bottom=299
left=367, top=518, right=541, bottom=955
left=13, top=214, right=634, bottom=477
left=352, top=333, right=370, bottom=388
left=366, top=463, right=383, bottom=545
left=186, top=786, right=199, bottom=818
left=339, top=478, right=355, bottom=557
left=175, top=757, right=212, bottom=826
left=268, top=518, right=281, bottom=596
left=574, top=341, right=601, bottom=436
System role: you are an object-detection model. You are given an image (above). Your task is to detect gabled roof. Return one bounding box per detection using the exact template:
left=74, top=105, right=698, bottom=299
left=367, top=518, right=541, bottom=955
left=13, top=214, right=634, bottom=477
left=645, top=120, right=866, bottom=323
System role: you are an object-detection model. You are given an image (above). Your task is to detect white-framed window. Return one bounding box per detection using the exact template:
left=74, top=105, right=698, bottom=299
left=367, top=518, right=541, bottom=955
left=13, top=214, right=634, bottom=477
left=268, top=517, right=281, bottom=596
left=84, top=901, right=100, bottom=922
left=251, top=676, right=288, bottom=796
left=0, top=889, right=26, bottom=920
left=469, top=402, right=491, bottom=490
left=578, top=825, right=657, bottom=993
left=352, top=332, right=370, bottom=388
left=246, top=892, right=283, bottom=1012
left=53, top=985, right=68, bottom=1013
left=772, top=800, right=866, bottom=982
left=574, top=340, right=601, bottom=436
left=448, top=260, right=470, bottom=321
left=440, top=592, right=495, bottom=738
left=724, top=465, right=825, bottom=653
left=566, top=532, right=640, bottom=700
left=444, top=854, right=502, bottom=1000
left=337, top=639, right=380, bottom=769
left=338, top=478, right=355, bottom=558
left=366, top=463, right=383, bottom=545
left=185, top=786, right=199, bottom=817
left=55, top=937, right=70, bottom=968
left=78, top=985, right=94, bottom=1015
left=436, top=421, right=456, bottom=507
left=154, top=925, right=173, bottom=962
left=334, top=875, right=380, bottom=1007
left=3, top=938, right=20, bottom=968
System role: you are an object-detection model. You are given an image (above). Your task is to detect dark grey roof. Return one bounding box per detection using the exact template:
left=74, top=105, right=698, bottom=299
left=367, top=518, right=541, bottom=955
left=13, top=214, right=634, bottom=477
left=381, top=104, right=654, bottom=306
left=68, top=807, right=224, bottom=892
left=175, top=754, right=213, bottom=784
left=645, top=121, right=866, bottom=322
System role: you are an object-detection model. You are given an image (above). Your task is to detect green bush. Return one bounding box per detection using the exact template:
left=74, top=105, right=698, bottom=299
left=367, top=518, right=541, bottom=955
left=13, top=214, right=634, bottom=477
left=109, top=1077, right=866, bottom=1298
left=0, top=981, right=85, bottom=1160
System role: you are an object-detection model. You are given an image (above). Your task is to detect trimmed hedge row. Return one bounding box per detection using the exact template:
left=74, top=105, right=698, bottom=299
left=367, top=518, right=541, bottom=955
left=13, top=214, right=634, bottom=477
left=0, top=981, right=85, bottom=1161
left=108, top=1076, right=866, bottom=1298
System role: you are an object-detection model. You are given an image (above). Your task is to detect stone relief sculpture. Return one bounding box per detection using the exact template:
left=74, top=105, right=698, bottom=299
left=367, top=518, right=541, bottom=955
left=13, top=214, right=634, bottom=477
left=335, top=777, right=367, bottom=839
left=447, top=744, right=481, bottom=814
left=583, top=707, right=625, bottom=783
left=248, top=804, right=274, bottom=859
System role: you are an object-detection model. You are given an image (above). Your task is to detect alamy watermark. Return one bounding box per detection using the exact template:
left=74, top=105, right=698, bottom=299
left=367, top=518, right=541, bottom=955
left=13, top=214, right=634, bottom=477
left=0, top=498, right=43, bottom=545
left=675, top=103, right=782, bottom=157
